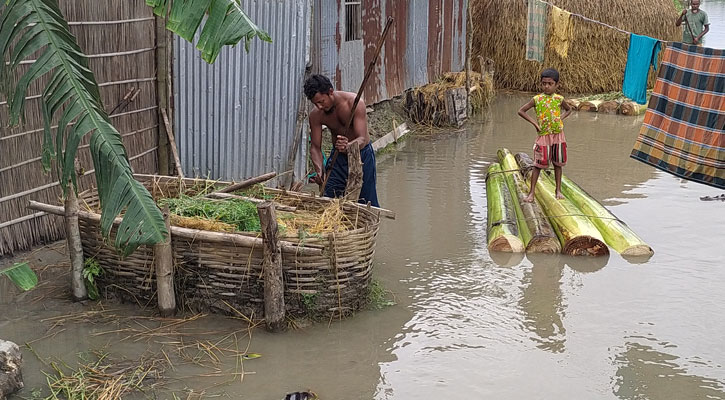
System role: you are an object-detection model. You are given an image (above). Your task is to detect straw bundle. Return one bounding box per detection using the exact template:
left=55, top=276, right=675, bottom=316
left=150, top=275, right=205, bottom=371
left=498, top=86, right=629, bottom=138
left=470, top=0, right=679, bottom=93
left=406, top=71, right=495, bottom=125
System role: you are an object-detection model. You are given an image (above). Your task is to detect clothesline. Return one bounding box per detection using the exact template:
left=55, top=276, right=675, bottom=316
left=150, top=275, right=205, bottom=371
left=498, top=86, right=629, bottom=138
left=534, top=0, right=674, bottom=43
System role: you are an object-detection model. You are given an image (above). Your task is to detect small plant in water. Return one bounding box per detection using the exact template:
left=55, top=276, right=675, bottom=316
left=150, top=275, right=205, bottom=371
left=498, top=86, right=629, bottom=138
left=368, top=279, right=395, bottom=310
left=82, top=258, right=103, bottom=300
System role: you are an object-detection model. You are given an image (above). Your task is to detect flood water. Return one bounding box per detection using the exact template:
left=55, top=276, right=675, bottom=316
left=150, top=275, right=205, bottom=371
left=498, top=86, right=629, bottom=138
left=2, top=89, right=724, bottom=399
left=704, top=0, right=725, bottom=48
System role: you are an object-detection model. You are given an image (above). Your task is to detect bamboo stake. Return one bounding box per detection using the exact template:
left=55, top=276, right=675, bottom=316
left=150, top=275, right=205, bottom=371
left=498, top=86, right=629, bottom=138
left=344, top=142, right=363, bottom=202
left=257, top=202, right=285, bottom=332
left=64, top=182, right=87, bottom=301
left=321, top=17, right=395, bottom=195
left=283, top=70, right=312, bottom=190
left=160, top=108, right=183, bottom=178
left=216, top=172, right=277, bottom=194
left=154, top=205, right=176, bottom=317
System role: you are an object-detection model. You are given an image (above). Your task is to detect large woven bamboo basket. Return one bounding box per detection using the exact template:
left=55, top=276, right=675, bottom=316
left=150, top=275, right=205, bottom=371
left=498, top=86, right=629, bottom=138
left=77, top=174, right=380, bottom=318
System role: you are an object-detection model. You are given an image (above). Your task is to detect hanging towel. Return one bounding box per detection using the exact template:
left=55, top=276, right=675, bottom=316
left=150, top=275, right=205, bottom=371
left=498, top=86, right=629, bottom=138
left=622, top=34, right=661, bottom=105
left=550, top=6, right=572, bottom=58
left=631, top=42, right=725, bottom=190
left=526, top=0, right=547, bottom=62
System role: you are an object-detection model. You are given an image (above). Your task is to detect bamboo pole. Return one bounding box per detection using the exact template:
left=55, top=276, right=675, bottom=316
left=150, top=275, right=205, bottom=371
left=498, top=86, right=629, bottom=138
left=321, top=17, right=395, bottom=195
left=344, top=142, right=363, bottom=202
left=154, top=205, right=175, bottom=316
left=27, top=201, right=323, bottom=256
left=515, top=153, right=609, bottom=257
left=282, top=69, right=311, bottom=190
left=257, top=202, right=285, bottom=332
left=64, top=183, right=87, bottom=301
left=217, top=172, right=277, bottom=194
left=486, top=163, right=525, bottom=253
left=497, top=149, right=560, bottom=253
left=155, top=11, right=171, bottom=175
left=161, top=108, right=183, bottom=178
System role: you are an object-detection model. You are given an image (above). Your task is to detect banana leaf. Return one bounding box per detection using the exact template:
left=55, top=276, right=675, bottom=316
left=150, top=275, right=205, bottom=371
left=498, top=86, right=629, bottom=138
left=0, top=0, right=167, bottom=256
left=146, top=0, right=273, bottom=63
left=0, top=262, right=38, bottom=291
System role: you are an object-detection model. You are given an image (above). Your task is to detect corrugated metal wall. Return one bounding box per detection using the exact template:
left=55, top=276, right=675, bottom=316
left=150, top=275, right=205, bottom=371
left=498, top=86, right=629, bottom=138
left=315, top=0, right=468, bottom=105
left=0, top=0, right=159, bottom=256
left=174, top=0, right=311, bottom=182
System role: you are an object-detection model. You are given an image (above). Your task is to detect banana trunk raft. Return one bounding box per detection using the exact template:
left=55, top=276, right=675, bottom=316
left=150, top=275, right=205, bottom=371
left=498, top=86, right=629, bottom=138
left=486, top=148, right=653, bottom=258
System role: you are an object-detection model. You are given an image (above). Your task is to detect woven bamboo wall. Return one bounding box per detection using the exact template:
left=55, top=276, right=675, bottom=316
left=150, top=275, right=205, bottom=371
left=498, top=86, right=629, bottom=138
left=0, top=0, right=160, bottom=255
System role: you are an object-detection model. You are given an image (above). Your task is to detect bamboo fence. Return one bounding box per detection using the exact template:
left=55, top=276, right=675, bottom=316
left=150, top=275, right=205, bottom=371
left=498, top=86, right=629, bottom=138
left=0, top=0, right=160, bottom=255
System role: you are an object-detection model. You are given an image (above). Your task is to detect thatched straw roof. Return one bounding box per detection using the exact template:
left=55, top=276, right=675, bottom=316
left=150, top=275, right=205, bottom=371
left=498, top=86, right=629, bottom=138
left=471, top=0, right=680, bottom=93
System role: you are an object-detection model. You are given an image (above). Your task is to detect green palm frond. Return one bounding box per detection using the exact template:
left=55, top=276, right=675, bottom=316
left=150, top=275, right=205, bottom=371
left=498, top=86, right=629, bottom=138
left=0, top=262, right=38, bottom=291
left=0, top=0, right=167, bottom=256
left=147, top=0, right=272, bottom=63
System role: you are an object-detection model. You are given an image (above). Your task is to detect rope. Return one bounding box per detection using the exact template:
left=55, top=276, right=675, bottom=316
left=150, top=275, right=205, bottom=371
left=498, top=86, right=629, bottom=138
left=533, top=0, right=675, bottom=43
left=484, top=166, right=542, bottom=180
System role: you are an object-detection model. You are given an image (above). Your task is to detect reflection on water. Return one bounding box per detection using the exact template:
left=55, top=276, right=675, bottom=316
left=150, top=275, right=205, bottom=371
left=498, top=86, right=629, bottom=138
left=613, top=336, right=725, bottom=399
left=520, top=254, right=567, bottom=353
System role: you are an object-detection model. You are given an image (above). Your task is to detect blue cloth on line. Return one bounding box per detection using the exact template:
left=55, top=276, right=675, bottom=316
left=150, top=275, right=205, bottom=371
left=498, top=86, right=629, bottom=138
left=324, top=143, right=379, bottom=207
left=623, top=33, right=662, bottom=105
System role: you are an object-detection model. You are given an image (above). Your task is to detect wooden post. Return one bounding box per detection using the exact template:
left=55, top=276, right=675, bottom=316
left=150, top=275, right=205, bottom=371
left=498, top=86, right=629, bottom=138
left=257, top=202, right=285, bottom=332
left=345, top=142, right=363, bottom=202
left=155, top=205, right=175, bottom=317
left=155, top=14, right=171, bottom=175
left=64, top=182, right=87, bottom=301
left=465, top=1, right=472, bottom=115
left=161, top=108, right=184, bottom=178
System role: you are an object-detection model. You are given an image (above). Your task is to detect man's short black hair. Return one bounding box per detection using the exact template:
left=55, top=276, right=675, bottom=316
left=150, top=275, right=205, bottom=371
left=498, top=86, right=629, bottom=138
left=541, top=68, right=560, bottom=83
left=304, top=74, right=334, bottom=100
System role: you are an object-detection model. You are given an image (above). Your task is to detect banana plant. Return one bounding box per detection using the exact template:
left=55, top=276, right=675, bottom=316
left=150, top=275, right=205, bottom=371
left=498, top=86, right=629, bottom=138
left=0, top=262, right=38, bottom=291
left=147, top=0, right=272, bottom=63
left=0, top=0, right=271, bottom=255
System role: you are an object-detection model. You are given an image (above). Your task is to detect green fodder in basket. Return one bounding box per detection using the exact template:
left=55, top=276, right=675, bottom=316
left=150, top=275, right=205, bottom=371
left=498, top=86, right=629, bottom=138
left=160, top=195, right=261, bottom=232
left=160, top=195, right=356, bottom=235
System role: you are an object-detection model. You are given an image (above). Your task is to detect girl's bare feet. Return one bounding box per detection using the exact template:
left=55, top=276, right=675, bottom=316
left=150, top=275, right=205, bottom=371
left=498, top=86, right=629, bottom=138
left=523, top=193, right=535, bottom=203
left=555, top=191, right=565, bottom=200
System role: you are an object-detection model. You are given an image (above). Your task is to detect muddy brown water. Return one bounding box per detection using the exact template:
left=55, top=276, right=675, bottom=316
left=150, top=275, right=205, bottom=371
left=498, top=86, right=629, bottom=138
left=3, top=92, right=724, bottom=399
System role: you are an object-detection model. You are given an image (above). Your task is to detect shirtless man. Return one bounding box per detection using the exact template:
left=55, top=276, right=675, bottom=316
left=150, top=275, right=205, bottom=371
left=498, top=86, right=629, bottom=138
left=304, top=74, right=379, bottom=207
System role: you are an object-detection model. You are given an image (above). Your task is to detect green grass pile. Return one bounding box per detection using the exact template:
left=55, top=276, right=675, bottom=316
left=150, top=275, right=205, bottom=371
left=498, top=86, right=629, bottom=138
left=159, top=195, right=261, bottom=232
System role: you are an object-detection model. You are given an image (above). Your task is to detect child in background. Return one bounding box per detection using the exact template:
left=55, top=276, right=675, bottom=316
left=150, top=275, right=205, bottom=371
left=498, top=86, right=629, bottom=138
left=517, top=68, right=572, bottom=203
